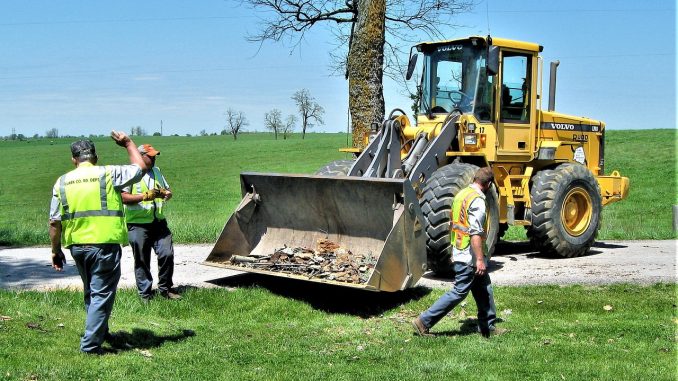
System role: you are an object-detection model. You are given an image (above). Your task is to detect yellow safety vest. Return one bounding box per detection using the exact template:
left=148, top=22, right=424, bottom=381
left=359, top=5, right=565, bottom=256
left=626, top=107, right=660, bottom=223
left=56, top=163, right=127, bottom=248
left=450, top=186, right=485, bottom=251
left=124, top=167, right=166, bottom=224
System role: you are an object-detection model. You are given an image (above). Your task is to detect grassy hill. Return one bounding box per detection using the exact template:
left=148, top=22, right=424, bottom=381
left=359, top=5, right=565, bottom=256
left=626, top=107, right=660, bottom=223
left=0, top=129, right=675, bottom=246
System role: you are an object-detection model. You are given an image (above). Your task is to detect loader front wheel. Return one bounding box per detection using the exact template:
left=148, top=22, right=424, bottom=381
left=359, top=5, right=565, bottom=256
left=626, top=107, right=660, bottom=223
left=420, top=163, right=500, bottom=276
left=529, top=163, right=602, bottom=258
left=315, top=160, right=355, bottom=176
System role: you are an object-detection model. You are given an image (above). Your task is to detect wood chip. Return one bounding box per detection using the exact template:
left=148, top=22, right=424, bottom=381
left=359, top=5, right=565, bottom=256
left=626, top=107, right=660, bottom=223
left=229, top=239, right=376, bottom=284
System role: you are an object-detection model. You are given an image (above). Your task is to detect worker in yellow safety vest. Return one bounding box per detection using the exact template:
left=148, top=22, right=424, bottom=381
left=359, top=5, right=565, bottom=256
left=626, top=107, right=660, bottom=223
left=413, top=166, right=500, bottom=337
left=49, top=131, right=148, bottom=354
left=121, top=144, right=180, bottom=301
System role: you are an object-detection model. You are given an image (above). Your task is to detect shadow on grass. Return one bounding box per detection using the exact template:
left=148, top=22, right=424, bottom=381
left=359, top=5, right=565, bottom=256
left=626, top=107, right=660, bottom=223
left=429, top=317, right=506, bottom=338
left=107, top=328, right=196, bottom=352
left=430, top=318, right=481, bottom=337
left=208, top=273, right=431, bottom=318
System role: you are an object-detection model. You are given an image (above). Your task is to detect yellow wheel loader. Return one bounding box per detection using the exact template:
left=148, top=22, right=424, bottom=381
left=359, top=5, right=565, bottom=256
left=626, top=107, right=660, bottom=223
left=205, top=36, right=629, bottom=291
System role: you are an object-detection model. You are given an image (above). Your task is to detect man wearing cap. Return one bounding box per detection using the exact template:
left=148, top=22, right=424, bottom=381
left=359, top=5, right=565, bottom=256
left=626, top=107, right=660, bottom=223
left=121, top=144, right=180, bottom=301
left=49, top=131, right=148, bottom=354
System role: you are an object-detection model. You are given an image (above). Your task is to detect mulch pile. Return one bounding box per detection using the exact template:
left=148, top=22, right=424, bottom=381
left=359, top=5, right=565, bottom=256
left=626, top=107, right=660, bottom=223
left=229, top=238, right=376, bottom=284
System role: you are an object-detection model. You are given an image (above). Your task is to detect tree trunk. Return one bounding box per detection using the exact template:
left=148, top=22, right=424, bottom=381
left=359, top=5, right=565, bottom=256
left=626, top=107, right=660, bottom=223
left=347, top=0, right=386, bottom=149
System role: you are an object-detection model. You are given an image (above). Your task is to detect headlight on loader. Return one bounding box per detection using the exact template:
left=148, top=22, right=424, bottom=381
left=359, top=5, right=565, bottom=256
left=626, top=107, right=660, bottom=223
left=464, top=133, right=477, bottom=145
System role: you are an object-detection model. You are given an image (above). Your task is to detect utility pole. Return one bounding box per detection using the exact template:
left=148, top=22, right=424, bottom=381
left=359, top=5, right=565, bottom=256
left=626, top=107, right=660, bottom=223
left=160, top=120, right=163, bottom=136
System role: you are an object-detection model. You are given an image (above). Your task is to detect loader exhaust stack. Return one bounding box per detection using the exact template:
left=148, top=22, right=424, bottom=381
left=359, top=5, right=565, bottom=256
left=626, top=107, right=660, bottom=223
left=204, top=173, right=427, bottom=292
left=548, top=60, right=560, bottom=112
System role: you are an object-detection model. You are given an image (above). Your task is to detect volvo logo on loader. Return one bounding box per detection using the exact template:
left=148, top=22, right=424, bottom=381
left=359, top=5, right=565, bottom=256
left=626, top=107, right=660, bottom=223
left=552, top=123, right=576, bottom=130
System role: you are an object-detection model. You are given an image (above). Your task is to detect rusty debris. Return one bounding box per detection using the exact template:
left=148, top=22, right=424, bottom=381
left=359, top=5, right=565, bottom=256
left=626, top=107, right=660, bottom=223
left=230, top=238, right=376, bottom=284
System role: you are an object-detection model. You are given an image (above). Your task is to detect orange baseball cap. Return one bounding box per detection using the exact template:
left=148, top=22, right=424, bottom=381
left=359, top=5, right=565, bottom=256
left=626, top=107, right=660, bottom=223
left=138, top=144, right=160, bottom=157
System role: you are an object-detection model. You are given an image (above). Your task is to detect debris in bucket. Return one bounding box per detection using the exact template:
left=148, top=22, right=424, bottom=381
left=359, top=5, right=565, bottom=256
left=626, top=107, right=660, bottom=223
left=230, top=238, right=376, bottom=284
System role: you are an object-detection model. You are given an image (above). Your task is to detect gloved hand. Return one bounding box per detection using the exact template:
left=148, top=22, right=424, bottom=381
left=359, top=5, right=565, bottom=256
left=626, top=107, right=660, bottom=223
left=110, top=130, right=131, bottom=147
left=156, top=188, right=170, bottom=199
left=141, top=189, right=160, bottom=201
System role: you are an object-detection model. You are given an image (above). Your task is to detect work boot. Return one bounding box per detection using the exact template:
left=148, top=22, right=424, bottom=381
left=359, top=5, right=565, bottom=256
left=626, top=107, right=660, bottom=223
left=412, top=317, right=433, bottom=337
left=160, top=290, right=182, bottom=300
left=81, top=347, right=105, bottom=356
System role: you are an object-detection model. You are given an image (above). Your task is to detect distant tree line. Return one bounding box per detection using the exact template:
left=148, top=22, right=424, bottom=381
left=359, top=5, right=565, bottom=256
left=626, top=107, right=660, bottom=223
left=4, top=88, right=326, bottom=141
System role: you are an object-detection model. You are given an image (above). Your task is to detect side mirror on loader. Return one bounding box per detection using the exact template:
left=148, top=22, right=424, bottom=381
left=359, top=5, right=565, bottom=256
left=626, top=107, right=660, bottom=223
left=487, top=46, right=499, bottom=76
left=406, top=54, right=418, bottom=80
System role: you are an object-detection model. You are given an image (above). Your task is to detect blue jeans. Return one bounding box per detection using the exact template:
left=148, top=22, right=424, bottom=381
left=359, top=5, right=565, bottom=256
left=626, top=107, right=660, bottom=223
left=419, top=259, right=496, bottom=333
left=70, top=244, right=122, bottom=353
left=128, top=220, right=175, bottom=298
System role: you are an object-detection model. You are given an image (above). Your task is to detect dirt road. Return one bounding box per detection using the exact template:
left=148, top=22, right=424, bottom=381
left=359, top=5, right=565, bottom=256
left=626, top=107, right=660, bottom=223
left=0, top=240, right=675, bottom=291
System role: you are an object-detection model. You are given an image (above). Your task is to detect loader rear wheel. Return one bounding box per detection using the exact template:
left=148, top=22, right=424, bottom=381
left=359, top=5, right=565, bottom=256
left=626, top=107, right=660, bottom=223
left=315, top=160, right=355, bottom=176
left=529, top=163, right=602, bottom=258
left=420, top=163, right=500, bottom=276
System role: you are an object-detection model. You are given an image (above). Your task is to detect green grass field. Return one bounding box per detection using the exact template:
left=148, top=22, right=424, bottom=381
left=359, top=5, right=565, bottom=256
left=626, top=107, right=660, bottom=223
left=0, top=283, right=674, bottom=380
left=0, top=129, right=675, bottom=246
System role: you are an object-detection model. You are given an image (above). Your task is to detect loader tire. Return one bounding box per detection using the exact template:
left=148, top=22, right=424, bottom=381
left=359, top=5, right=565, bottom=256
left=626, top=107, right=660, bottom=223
left=529, top=163, right=602, bottom=258
left=315, top=160, right=355, bottom=176
left=420, top=163, right=500, bottom=276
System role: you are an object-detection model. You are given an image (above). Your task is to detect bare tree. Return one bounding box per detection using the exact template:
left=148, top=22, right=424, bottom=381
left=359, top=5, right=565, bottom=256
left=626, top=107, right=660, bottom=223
left=245, top=0, right=472, bottom=147
left=264, top=109, right=283, bottom=140
left=225, top=108, right=249, bottom=141
left=292, top=89, right=324, bottom=139
left=45, top=128, right=59, bottom=138
left=282, top=115, right=297, bottom=140
left=130, top=126, right=146, bottom=136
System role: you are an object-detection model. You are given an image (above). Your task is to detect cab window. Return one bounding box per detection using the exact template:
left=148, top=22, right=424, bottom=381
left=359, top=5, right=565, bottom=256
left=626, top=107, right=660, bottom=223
left=474, top=68, right=496, bottom=122
left=501, top=54, right=531, bottom=122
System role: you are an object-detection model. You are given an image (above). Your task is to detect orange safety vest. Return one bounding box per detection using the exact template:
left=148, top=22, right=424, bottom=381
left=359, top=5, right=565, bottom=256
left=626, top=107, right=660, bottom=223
left=450, top=186, right=485, bottom=250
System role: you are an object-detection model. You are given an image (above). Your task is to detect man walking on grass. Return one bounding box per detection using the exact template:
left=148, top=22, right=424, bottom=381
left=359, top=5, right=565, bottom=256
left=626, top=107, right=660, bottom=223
left=413, top=166, right=501, bottom=338
left=49, top=131, right=148, bottom=354
left=121, top=144, right=181, bottom=302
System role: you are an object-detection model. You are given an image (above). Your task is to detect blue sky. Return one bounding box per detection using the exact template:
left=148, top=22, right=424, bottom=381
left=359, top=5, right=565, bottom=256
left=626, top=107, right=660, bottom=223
left=0, top=0, right=675, bottom=137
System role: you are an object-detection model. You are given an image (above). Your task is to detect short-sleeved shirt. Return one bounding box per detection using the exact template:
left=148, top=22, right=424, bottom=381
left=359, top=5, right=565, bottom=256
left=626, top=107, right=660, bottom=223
left=451, top=184, right=487, bottom=265
left=49, top=163, right=143, bottom=221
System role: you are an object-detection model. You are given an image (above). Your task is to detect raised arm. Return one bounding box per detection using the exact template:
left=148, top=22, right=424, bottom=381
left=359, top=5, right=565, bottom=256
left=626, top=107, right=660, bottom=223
left=111, top=130, right=148, bottom=172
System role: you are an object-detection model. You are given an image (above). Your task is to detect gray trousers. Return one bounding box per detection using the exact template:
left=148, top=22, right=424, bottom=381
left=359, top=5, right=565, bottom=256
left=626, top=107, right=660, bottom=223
left=127, top=220, right=175, bottom=298
left=419, top=259, right=496, bottom=334
left=70, top=244, right=121, bottom=353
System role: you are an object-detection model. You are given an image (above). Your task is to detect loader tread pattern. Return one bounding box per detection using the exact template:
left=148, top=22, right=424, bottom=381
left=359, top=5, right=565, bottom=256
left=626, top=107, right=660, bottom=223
left=316, top=160, right=355, bottom=176
left=529, top=163, right=602, bottom=258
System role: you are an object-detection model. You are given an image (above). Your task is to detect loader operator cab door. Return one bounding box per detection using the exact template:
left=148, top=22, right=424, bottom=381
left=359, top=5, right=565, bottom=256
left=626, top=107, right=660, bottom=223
left=496, top=51, right=537, bottom=161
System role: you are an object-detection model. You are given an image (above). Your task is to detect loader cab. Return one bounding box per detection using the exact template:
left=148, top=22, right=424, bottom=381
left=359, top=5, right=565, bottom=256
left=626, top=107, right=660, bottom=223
left=415, top=38, right=495, bottom=122
left=412, top=37, right=541, bottom=162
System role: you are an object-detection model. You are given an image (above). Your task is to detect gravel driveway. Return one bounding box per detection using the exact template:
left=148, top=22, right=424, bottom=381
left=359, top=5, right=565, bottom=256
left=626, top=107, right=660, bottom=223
left=0, top=240, right=675, bottom=291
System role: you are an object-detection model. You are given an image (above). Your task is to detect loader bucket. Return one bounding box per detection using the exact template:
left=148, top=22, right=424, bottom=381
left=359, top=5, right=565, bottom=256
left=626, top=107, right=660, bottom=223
left=204, top=172, right=427, bottom=292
